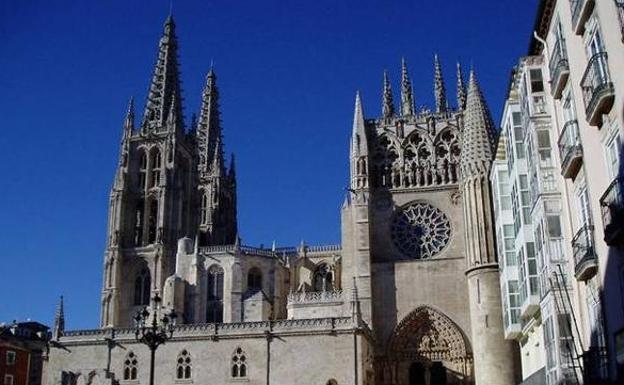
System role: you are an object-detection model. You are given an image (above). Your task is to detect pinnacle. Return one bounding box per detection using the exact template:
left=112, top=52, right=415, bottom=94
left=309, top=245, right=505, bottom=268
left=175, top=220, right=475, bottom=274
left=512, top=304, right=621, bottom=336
left=460, top=68, right=495, bottom=178
left=382, top=70, right=395, bottom=118
left=400, top=58, right=414, bottom=116
left=434, top=54, right=447, bottom=113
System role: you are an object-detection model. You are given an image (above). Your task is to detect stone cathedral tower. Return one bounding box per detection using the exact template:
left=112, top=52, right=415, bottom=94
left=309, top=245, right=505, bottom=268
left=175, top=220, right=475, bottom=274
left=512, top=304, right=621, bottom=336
left=342, top=58, right=516, bottom=384
left=100, top=16, right=237, bottom=328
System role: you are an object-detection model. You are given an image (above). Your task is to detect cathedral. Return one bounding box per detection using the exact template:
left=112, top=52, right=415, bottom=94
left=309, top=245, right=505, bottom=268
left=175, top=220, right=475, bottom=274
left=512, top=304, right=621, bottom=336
left=45, top=16, right=518, bottom=385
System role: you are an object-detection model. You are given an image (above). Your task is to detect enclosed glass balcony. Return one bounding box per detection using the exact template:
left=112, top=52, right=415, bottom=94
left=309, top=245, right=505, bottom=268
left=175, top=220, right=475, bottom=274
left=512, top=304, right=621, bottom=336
left=558, top=120, right=583, bottom=178
left=600, top=177, right=624, bottom=245
left=581, top=52, right=614, bottom=126
left=572, top=225, right=598, bottom=281
left=549, top=39, right=569, bottom=99
left=570, top=0, right=594, bottom=34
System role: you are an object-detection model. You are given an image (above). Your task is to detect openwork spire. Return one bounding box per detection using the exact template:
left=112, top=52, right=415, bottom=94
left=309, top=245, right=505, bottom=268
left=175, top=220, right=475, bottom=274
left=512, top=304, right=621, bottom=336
left=141, top=16, right=183, bottom=132
left=382, top=71, right=395, bottom=118
left=400, top=58, right=415, bottom=116
left=197, top=69, right=222, bottom=179
left=460, top=70, right=495, bottom=179
left=434, top=54, right=448, bottom=113
left=228, top=153, right=236, bottom=182
left=456, top=62, right=467, bottom=110
left=53, top=295, right=65, bottom=340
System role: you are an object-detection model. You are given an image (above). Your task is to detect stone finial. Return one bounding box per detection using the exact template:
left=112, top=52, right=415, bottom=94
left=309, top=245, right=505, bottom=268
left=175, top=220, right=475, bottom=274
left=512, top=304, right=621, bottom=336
left=456, top=62, right=467, bottom=110
left=382, top=70, right=395, bottom=118
left=141, top=15, right=183, bottom=131
left=53, top=295, right=65, bottom=340
left=459, top=69, right=495, bottom=179
left=123, top=97, right=135, bottom=137
left=434, top=54, right=448, bottom=113
left=400, top=58, right=415, bottom=116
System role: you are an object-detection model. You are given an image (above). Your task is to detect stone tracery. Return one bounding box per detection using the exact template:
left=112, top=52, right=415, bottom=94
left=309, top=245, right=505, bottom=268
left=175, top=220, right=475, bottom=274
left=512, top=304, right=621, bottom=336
left=391, top=203, right=451, bottom=259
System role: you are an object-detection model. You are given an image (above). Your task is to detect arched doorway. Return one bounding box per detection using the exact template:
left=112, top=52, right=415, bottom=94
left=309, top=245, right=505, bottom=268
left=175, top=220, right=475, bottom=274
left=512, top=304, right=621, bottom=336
left=384, top=306, right=473, bottom=385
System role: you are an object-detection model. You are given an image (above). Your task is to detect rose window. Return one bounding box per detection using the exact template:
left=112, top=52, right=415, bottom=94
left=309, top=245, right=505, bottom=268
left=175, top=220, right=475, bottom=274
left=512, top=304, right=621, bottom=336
left=391, top=203, right=451, bottom=259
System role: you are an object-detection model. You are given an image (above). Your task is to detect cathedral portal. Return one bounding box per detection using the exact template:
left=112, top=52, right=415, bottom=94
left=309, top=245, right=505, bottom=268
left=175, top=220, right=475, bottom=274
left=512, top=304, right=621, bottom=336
left=381, top=306, right=473, bottom=385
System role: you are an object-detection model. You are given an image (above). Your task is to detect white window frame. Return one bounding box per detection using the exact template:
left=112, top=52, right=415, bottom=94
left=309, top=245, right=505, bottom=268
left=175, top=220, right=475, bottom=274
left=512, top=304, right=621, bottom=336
left=4, top=375, right=14, bottom=385
left=603, top=122, right=622, bottom=180
left=6, top=351, right=15, bottom=366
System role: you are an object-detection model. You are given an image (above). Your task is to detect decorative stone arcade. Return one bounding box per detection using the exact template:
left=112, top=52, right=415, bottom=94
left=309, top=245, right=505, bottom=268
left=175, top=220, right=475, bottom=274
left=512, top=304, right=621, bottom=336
left=379, top=306, right=474, bottom=385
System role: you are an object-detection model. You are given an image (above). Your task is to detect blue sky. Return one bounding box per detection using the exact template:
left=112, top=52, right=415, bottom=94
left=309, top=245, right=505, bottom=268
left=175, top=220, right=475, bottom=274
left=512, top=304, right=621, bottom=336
left=0, top=0, right=538, bottom=329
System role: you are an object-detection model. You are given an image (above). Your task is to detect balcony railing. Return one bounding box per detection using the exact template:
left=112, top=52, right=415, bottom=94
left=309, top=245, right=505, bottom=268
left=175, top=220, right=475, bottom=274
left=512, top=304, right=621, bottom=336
left=600, top=177, right=624, bottom=245
left=549, top=39, right=570, bottom=98
left=572, top=225, right=598, bottom=281
left=558, top=120, right=583, bottom=178
left=581, top=347, right=608, bottom=383
left=581, top=52, right=615, bottom=126
left=570, top=0, right=594, bottom=34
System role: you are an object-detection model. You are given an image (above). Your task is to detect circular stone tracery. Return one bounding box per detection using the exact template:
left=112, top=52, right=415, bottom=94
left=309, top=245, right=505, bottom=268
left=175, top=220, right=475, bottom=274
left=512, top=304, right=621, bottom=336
left=391, top=202, right=451, bottom=259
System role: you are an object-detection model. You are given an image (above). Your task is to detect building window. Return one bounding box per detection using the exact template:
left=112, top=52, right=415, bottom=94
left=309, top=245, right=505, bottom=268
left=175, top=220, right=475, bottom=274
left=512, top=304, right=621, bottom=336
left=176, top=350, right=192, bottom=380
left=150, top=150, right=161, bottom=187
left=206, top=265, right=224, bottom=323
left=503, top=225, right=516, bottom=266
left=530, top=69, right=544, bottom=93
left=6, top=351, right=15, bottom=366
left=604, top=125, right=622, bottom=180
left=200, top=192, right=208, bottom=225
left=134, top=199, right=144, bottom=246
left=147, top=199, right=158, bottom=243
left=247, top=267, right=262, bottom=291
left=4, top=375, right=13, bottom=385
left=123, top=352, right=138, bottom=380
left=134, top=269, right=151, bottom=306
left=139, top=152, right=147, bottom=190
left=313, top=263, right=334, bottom=292
left=231, top=348, right=247, bottom=378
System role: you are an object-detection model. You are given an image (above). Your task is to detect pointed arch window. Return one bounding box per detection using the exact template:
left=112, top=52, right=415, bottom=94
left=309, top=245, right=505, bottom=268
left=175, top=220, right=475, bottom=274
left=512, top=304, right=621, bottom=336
left=123, top=352, right=138, bottom=380
left=313, top=263, right=334, bottom=292
left=231, top=347, right=247, bottom=378
left=206, top=265, right=224, bottom=323
left=200, top=192, right=209, bottom=225
left=176, top=350, right=192, bottom=380
left=139, top=152, right=147, bottom=190
left=134, top=269, right=151, bottom=306
left=247, top=267, right=262, bottom=291
left=134, top=199, right=144, bottom=246
left=151, top=150, right=162, bottom=187
left=147, top=199, right=158, bottom=244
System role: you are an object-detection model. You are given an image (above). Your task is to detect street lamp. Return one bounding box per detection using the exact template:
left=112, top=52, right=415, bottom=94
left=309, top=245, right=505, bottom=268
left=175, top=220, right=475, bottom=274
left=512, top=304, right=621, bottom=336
left=134, top=294, right=177, bottom=385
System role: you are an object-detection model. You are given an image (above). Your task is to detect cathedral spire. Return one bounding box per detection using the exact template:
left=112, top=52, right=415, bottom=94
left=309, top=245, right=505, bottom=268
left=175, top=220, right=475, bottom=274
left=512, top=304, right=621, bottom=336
left=351, top=91, right=367, bottom=156
left=197, top=69, right=222, bottom=179
left=456, top=62, right=467, bottom=110
left=459, top=69, right=495, bottom=179
left=382, top=70, right=395, bottom=118
left=228, top=153, right=236, bottom=181
left=400, top=58, right=415, bottom=116
left=141, top=15, right=183, bottom=131
left=53, top=295, right=65, bottom=340
left=434, top=54, right=448, bottom=113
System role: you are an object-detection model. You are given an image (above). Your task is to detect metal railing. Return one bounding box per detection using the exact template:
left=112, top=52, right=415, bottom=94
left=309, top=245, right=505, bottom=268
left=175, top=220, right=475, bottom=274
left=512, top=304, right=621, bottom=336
left=558, top=120, right=582, bottom=176
left=581, top=52, right=614, bottom=121
left=600, top=177, right=624, bottom=245
left=572, top=225, right=597, bottom=280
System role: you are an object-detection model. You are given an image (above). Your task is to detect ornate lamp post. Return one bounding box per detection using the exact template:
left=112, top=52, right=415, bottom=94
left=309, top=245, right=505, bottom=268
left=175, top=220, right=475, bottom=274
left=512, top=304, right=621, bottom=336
left=134, top=294, right=177, bottom=385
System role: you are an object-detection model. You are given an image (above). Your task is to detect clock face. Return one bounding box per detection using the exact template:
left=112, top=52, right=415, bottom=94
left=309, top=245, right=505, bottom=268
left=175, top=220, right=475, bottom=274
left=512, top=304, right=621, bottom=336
left=390, top=202, right=451, bottom=259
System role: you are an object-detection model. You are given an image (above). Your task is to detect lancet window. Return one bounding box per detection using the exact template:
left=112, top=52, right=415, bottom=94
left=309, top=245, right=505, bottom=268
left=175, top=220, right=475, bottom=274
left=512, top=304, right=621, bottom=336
left=147, top=199, right=158, bottom=244
left=206, top=265, right=224, bottom=323
left=138, top=152, right=147, bottom=190
left=200, top=192, right=209, bottom=225
left=312, top=263, right=334, bottom=292
left=133, top=269, right=150, bottom=306
left=231, top=348, right=247, bottom=378
left=150, top=150, right=161, bottom=187
left=176, top=350, right=192, bottom=379
left=123, top=351, right=138, bottom=380
left=134, top=199, right=144, bottom=246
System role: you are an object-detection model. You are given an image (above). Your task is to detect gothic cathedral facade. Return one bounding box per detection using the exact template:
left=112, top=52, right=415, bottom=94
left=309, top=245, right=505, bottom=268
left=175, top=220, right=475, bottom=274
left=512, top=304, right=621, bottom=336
left=45, top=17, right=518, bottom=385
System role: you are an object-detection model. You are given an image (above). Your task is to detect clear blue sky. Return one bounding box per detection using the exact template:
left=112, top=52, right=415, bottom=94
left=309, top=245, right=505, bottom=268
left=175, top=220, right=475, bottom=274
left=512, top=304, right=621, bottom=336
left=0, top=0, right=538, bottom=329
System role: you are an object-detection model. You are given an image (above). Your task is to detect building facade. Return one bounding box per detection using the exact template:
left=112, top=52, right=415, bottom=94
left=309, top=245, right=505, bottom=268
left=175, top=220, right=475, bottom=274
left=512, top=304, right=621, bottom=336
left=491, top=0, right=624, bottom=384
left=44, top=16, right=518, bottom=385
left=0, top=322, right=50, bottom=385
